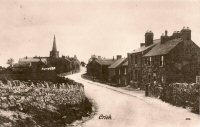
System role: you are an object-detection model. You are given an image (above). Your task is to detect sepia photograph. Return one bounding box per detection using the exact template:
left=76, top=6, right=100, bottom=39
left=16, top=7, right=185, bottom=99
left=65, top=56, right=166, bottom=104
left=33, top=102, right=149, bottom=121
left=0, top=0, right=200, bottom=127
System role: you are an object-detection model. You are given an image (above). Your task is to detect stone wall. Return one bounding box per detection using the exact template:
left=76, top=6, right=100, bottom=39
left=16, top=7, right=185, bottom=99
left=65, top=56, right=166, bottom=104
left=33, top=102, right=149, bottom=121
left=147, top=82, right=200, bottom=114
left=0, top=79, right=85, bottom=109
left=0, top=79, right=92, bottom=126
left=0, top=70, right=57, bottom=82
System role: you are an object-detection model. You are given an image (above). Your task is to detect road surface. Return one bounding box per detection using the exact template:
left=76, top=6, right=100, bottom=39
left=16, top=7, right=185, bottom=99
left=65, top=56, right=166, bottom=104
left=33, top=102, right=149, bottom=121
left=66, top=68, right=200, bottom=127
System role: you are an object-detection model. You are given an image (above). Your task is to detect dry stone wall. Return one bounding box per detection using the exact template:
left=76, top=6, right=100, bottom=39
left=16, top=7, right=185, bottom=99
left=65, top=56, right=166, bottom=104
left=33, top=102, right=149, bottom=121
left=0, top=79, right=85, bottom=111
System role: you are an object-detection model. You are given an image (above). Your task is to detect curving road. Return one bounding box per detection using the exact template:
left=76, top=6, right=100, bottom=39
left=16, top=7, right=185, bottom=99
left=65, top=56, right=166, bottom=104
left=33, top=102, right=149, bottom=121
left=66, top=68, right=200, bottom=127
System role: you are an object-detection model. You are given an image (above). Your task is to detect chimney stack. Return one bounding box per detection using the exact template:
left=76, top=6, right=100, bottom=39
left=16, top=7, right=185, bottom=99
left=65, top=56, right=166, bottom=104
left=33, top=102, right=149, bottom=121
left=165, top=30, right=168, bottom=36
left=161, top=30, right=169, bottom=44
left=145, top=31, right=154, bottom=47
left=116, top=55, right=122, bottom=60
left=140, top=43, right=145, bottom=47
left=181, top=26, right=191, bottom=40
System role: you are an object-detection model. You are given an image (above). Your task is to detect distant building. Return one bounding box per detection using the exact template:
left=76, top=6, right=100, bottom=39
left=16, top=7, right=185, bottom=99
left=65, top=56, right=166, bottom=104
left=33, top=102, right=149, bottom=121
left=86, top=55, right=128, bottom=86
left=87, top=55, right=117, bottom=81
left=13, top=35, right=80, bottom=74
left=108, top=56, right=128, bottom=86
left=128, top=27, right=200, bottom=89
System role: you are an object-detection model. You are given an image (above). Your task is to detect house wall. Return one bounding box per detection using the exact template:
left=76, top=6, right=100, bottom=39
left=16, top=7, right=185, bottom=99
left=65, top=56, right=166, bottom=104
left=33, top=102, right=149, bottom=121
left=108, top=68, right=115, bottom=82
left=101, top=65, right=109, bottom=81
left=50, top=58, right=72, bottom=74
left=142, top=40, right=200, bottom=86
left=86, top=60, right=102, bottom=79
left=127, top=47, right=154, bottom=89
left=119, top=66, right=128, bottom=86
left=165, top=40, right=200, bottom=83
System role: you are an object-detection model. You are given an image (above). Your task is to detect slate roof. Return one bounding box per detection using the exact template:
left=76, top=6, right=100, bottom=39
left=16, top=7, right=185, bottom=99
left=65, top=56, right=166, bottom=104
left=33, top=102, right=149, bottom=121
left=19, top=57, right=47, bottom=63
left=144, top=38, right=182, bottom=57
left=96, top=59, right=116, bottom=66
left=130, top=39, right=160, bottom=54
left=108, top=58, right=126, bottom=69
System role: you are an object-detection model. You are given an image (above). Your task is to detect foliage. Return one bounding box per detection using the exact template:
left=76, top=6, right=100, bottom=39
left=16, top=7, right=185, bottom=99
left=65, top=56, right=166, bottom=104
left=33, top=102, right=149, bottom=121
left=160, top=83, right=199, bottom=113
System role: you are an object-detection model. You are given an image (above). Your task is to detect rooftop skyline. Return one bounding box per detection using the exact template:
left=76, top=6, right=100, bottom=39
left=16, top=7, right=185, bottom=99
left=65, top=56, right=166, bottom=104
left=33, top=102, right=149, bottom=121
left=0, top=0, right=200, bottom=66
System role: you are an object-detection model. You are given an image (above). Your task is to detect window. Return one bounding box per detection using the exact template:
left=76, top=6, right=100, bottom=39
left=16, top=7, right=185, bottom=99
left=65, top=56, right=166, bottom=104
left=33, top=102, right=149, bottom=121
left=135, top=55, right=138, bottom=64
left=150, top=57, right=152, bottom=65
left=119, top=78, right=121, bottom=84
left=147, top=57, right=151, bottom=66
left=153, top=73, right=156, bottom=82
left=196, top=76, right=200, bottom=84
left=148, top=74, right=151, bottom=83
left=161, top=76, right=164, bottom=83
left=135, top=70, right=138, bottom=81
left=119, top=69, right=121, bottom=75
left=124, top=68, right=127, bottom=75
left=160, top=56, right=164, bottom=66
left=144, top=58, right=147, bottom=65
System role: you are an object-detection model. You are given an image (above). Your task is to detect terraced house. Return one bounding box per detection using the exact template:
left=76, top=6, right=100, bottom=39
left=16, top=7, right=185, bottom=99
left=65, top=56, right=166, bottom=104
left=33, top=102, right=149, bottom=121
left=86, top=55, right=128, bottom=86
left=128, top=27, right=200, bottom=89
left=87, top=55, right=117, bottom=81
left=108, top=56, right=128, bottom=86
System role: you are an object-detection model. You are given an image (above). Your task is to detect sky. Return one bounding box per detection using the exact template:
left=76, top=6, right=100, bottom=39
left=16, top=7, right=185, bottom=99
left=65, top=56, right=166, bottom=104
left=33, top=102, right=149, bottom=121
left=0, top=0, right=200, bottom=67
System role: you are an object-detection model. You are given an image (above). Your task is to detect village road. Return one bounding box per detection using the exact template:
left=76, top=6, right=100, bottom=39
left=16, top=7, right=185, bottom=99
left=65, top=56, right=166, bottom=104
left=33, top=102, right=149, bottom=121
left=66, top=68, right=200, bottom=127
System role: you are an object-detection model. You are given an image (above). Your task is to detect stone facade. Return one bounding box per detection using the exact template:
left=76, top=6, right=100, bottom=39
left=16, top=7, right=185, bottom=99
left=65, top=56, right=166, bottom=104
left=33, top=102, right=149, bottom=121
left=87, top=56, right=115, bottom=81
left=128, top=27, right=200, bottom=89
left=108, top=58, right=128, bottom=86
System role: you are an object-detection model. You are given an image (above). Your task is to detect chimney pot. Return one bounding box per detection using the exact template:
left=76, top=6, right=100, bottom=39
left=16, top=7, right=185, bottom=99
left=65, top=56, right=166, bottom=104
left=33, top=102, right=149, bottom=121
left=116, top=55, right=122, bottom=60
left=165, top=30, right=168, bottom=36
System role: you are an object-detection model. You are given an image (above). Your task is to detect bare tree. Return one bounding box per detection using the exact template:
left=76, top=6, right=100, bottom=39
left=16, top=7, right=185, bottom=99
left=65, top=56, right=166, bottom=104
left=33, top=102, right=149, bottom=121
left=7, top=58, right=14, bottom=67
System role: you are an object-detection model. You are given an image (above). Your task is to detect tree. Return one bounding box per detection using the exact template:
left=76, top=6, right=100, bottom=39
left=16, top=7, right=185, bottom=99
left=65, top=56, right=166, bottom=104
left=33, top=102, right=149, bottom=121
left=7, top=58, right=14, bottom=67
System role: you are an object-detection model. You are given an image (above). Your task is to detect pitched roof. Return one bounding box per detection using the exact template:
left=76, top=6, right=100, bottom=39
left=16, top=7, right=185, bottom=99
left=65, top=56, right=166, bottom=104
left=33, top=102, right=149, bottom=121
left=144, top=38, right=182, bottom=57
left=96, top=59, right=116, bottom=66
left=19, top=57, right=47, bottom=63
left=129, top=39, right=160, bottom=54
left=122, top=61, right=128, bottom=66
left=108, top=58, right=126, bottom=68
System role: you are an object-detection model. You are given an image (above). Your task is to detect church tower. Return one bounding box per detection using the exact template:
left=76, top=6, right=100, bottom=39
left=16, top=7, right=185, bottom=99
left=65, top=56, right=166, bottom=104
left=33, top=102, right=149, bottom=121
left=50, top=35, right=59, bottom=58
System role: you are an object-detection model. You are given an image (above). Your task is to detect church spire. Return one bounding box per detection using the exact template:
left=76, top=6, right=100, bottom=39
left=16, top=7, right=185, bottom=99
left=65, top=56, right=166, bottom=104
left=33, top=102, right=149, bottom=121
left=52, top=35, right=57, bottom=51
left=50, top=35, right=59, bottom=58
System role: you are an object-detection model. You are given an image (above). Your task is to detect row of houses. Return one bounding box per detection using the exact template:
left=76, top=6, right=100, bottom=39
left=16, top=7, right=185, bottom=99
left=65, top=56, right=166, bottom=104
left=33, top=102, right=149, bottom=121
left=86, top=55, right=128, bottom=86
left=11, top=35, right=80, bottom=74
left=87, top=55, right=128, bottom=86
left=86, top=27, right=200, bottom=88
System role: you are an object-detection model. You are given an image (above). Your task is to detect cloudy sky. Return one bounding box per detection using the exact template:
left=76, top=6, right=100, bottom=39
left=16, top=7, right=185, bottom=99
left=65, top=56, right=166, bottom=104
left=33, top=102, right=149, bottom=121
left=0, top=0, right=200, bottom=66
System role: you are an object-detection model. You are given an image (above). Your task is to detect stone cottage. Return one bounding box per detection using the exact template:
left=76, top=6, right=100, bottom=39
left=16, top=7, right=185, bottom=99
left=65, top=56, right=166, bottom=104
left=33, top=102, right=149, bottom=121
left=108, top=56, right=128, bottom=86
left=86, top=55, right=117, bottom=81
left=128, top=27, right=200, bottom=89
